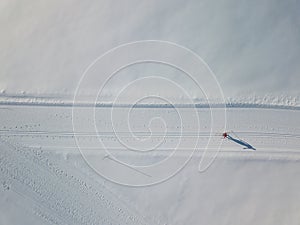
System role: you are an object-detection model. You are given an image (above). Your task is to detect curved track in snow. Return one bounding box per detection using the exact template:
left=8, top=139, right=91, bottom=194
left=0, top=103, right=299, bottom=224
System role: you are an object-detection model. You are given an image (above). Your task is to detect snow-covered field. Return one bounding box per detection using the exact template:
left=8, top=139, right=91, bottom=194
left=0, top=103, right=299, bottom=224
left=1, top=0, right=300, bottom=224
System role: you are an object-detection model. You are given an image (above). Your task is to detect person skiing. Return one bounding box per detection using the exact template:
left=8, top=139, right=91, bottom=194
left=222, top=132, right=256, bottom=150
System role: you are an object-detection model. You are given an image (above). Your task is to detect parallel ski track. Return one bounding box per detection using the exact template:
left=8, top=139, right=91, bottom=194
left=2, top=130, right=299, bottom=160
left=0, top=130, right=299, bottom=139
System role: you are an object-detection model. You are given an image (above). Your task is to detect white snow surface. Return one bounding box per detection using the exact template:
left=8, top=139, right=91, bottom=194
left=1, top=0, right=300, bottom=224
left=0, top=103, right=299, bottom=225
left=1, top=0, right=299, bottom=99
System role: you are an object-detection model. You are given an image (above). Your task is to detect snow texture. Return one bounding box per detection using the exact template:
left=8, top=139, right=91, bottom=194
left=0, top=104, right=299, bottom=224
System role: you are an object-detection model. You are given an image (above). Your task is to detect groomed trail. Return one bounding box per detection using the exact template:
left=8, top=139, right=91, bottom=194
left=0, top=103, right=300, bottom=224
left=1, top=104, right=299, bottom=158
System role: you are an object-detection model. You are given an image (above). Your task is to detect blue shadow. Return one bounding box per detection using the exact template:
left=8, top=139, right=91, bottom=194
left=227, top=135, right=256, bottom=150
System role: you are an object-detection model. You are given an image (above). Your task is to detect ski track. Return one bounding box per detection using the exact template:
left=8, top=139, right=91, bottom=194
left=1, top=130, right=299, bottom=160
left=0, top=103, right=299, bottom=224
left=0, top=137, right=151, bottom=225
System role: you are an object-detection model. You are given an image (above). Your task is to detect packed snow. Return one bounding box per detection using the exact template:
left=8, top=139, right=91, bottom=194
left=0, top=103, right=299, bottom=224
left=1, top=0, right=300, bottom=224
